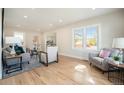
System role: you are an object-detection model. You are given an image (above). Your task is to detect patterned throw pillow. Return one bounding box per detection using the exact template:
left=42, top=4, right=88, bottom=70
left=99, top=50, right=111, bottom=58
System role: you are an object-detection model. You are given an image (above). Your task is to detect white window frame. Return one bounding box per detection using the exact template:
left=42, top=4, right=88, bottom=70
left=72, top=24, right=100, bottom=50
left=14, top=32, right=24, bottom=42
left=72, top=27, right=84, bottom=50
left=13, top=31, right=25, bottom=46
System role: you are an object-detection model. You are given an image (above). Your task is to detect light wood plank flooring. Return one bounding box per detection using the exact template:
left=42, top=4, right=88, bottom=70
left=0, top=56, right=112, bottom=85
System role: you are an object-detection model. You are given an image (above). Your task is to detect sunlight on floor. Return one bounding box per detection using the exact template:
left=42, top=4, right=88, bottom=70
left=74, top=64, right=96, bottom=84
left=74, top=64, right=87, bottom=72
left=87, top=78, right=96, bottom=84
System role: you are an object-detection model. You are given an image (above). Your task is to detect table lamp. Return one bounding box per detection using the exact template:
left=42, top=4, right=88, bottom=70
left=112, top=37, right=124, bottom=63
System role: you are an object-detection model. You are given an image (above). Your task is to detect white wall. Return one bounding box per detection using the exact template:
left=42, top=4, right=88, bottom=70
left=43, top=10, right=124, bottom=60
left=0, top=8, right=2, bottom=79
left=4, top=28, right=42, bottom=49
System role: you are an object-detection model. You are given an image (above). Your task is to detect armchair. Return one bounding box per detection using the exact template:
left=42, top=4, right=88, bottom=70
left=38, top=46, right=58, bottom=66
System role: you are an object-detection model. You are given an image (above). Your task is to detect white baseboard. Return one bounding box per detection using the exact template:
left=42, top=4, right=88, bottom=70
left=59, top=53, right=88, bottom=60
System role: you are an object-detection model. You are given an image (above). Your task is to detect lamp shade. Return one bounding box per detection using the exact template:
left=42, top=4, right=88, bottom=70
left=112, top=38, right=124, bottom=49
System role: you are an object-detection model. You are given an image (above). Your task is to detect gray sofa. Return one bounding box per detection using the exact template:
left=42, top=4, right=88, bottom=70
left=88, top=48, right=122, bottom=73
left=2, top=47, right=31, bottom=66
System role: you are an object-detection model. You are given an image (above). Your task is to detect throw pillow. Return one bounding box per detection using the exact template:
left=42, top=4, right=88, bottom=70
left=99, top=49, right=111, bottom=58
left=6, top=47, right=12, bottom=53
left=14, top=45, right=25, bottom=55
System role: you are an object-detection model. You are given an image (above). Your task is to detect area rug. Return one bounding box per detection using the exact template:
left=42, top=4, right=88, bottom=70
left=3, top=56, right=43, bottom=79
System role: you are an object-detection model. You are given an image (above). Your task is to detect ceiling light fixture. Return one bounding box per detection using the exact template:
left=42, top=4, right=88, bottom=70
left=49, top=24, right=53, bottom=26
left=16, top=25, right=21, bottom=27
left=32, top=8, right=35, bottom=10
left=24, top=16, right=28, bottom=18
left=37, top=29, right=40, bottom=31
left=92, top=8, right=96, bottom=10
left=59, top=19, right=63, bottom=23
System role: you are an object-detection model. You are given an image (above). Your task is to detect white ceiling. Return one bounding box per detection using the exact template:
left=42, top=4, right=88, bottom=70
left=4, top=8, right=120, bottom=32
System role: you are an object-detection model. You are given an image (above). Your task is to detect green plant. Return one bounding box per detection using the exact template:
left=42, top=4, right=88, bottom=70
left=113, top=56, right=120, bottom=61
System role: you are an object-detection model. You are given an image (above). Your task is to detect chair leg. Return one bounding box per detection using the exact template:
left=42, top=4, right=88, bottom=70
left=45, top=63, right=48, bottom=67
left=90, top=63, right=92, bottom=66
left=46, top=53, right=48, bottom=67
left=102, top=71, right=104, bottom=74
left=56, top=60, right=58, bottom=63
left=6, top=70, right=8, bottom=74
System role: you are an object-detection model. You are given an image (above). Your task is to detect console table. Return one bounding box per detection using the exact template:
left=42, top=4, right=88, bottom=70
left=108, top=61, right=124, bottom=85
left=5, top=55, right=22, bottom=74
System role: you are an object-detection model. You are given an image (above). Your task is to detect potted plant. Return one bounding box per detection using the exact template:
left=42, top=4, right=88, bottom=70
left=113, top=56, right=120, bottom=64
left=113, top=56, right=120, bottom=61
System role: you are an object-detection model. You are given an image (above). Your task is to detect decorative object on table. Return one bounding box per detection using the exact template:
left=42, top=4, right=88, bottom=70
left=112, top=37, right=124, bottom=63
left=32, top=36, right=39, bottom=50
left=113, top=56, right=120, bottom=61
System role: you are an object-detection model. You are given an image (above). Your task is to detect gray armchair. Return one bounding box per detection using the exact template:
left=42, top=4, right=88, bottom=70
left=20, top=53, right=31, bottom=64
left=2, top=47, right=31, bottom=66
left=2, top=47, right=31, bottom=74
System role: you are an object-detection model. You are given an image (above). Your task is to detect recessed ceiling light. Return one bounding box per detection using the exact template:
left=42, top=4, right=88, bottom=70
left=49, top=24, right=53, bottom=26
left=59, top=19, right=63, bottom=23
left=37, top=29, right=40, bottom=31
left=16, top=25, right=21, bottom=27
left=24, top=16, right=28, bottom=18
left=92, top=8, right=96, bottom=10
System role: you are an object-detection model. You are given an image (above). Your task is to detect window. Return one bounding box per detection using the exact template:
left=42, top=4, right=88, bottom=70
left=73, top=25, right=99, bottom=50
left=14, top=32, right=24, bottom=42
left=73, top=28, right=84, bottom=48
left=86, top=26, right=98, bottom=50
left=14, top=32, right=24, bottom=45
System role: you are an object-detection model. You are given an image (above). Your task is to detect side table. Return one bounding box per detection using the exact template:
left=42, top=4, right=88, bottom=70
left=5, top=55, right=22, bottom=74
left=108, top=61, right=124, bottom=85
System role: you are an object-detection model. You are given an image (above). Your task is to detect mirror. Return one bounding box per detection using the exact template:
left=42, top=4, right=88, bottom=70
left=46, top=32, right=56, bottom=46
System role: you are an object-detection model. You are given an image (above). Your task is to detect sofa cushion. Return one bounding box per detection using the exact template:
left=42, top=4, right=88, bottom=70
left=6, top=47, right=12, bottom=53
left=93, top=57, right=104, bottom=65
left=99, top=49, right=111, bottom=58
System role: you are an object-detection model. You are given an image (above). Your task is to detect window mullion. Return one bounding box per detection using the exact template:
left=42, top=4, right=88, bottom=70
left=83, top=27, right=86, bottom=48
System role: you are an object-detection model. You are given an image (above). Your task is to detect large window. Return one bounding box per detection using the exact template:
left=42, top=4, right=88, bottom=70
left=73, top=25, right=99, bottom=50
left=73, top=28, right=84, bottom=48
left=14, top=32, right=24, bottom=41
left=14, top=32, right=24, bottom=45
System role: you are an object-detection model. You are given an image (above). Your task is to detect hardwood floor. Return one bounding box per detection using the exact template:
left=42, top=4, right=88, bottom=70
left=0, top=56, right=112, bottom=85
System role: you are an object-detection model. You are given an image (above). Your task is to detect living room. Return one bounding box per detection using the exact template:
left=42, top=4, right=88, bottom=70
left=0, top=8, right=124, bottom=85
